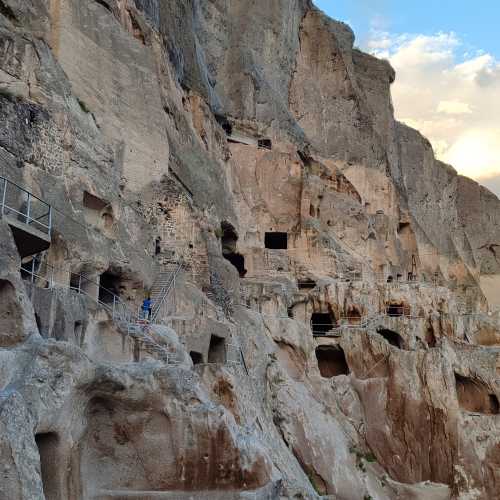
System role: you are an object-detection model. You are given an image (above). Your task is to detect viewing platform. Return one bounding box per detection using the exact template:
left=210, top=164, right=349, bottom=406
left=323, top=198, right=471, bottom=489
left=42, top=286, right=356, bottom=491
left=0, top=176, right=52, bottom=257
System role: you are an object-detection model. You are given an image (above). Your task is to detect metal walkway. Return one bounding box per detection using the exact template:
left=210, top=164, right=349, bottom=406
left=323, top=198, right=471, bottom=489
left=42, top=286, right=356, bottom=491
left=21, top=256, right=183, bottom=364
left=1, top=176, right=52, bottom=257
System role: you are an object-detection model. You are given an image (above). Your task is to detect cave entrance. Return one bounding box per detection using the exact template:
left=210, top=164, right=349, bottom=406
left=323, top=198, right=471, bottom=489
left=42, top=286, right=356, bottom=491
left=298, top=279, right=316, bottom=290
left=455, top=373, right=500, bottom=415
left=310, top=312, right=336, bottom=336
left=265, top=232, right=288, bottom=250
left=386, top=303, right=409, bottom=317
left=221, top=222, right=238, bottom=254
left=190, top=351, right=203, bottom=365
left=98, top=271, right=121, bottom=304
left=258, top=138, right=272, bottom=150
left=215, top=114, right=233, bottom=136
left=155, top=237, right=161, bottom=256
left=208, top=335, right=226, bottom=364
left=35, top=432, right=63, bottom=500
left=221, top=222, right=247, bottom=277
left=377, top=328, right=404, bottom=349
left=347, top=306, right=362, bottom=325
left=315, top=346, right=349, bottom=378
left=425, top=325, right=436, bottom=347
left=224, top=252, right=247, bottom=277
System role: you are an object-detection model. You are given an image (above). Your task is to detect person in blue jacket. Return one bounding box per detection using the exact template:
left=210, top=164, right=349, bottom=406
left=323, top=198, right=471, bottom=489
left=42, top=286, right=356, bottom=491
left=142, top=296, right=152, bottom=320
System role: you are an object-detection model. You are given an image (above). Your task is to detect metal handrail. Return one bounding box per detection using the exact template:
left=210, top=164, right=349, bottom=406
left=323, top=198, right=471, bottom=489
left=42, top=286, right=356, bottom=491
left=150, top=262, right=184, bottom=323
left=0, top=176, right=52, bottom=235
left=20, top=256, right=184, bottom=362
left=21, top=256, right=138, bottom=323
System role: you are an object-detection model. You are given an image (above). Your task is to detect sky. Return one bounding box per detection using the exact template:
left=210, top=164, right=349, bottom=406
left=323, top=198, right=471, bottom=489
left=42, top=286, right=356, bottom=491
left=313, top=0, right=500, bottom=197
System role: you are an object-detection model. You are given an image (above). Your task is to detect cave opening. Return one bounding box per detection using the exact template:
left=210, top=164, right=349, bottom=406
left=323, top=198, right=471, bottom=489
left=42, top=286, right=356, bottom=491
left=258, top=138, right=272, bottom=150
left=347, top=306, right=362, bottom=325
left=215, top=114, right=233, bottom=135
left=386, top=303, right=408, bottom=317
left=221, top=222, right=247, bottom=277
left=98, top=270, right=122, bottom=304
left=265, top=232, right=288, bottom=250
left=208, top=335, right=226, bottom=364
left=298, top=279, right=316, bottom=290
left=315, top=346, right=349, bottom=378
left=35, top=432, right=63, bottom=500
left=221, top=222, right=238, bottom=254
left=377, top=328, right=404, bottom=349
left=310, top=312, right=336, bottom=336
left=224, top=252, right=247, bottom=277
left=398, top=222, right=411, bottom=233
left=189, top=351, right=203, bottom=365
left=455, top=373, right=500, bottom=415
left=425, top=325, right=437, bottom=348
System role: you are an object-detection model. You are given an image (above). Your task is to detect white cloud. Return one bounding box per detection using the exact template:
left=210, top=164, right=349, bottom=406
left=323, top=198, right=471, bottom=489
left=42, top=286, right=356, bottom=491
left=368, top=30, right=500, bottom=196
left=437, top=100, right=473, bottom=115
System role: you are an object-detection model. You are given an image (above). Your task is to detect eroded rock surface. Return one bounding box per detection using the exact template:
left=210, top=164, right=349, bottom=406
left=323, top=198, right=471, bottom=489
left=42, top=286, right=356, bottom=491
left=1, top=1, right=500, bottom=499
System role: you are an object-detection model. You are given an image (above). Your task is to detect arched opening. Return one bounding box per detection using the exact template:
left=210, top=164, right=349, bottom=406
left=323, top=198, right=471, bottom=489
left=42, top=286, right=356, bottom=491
left=310, top=312, right=336, bottom=336
left=346, top=306, right=362, bottom=325
left=455, top=373, right=500, bottom=415
left=377, top=328, right=404, bottom=349
left=101, top=207, right=114, bottom=230
left=221, top=222, right=237, bottom=253
left=221, top=222, right=247, bottom=277
left=155, top=237, right=161, bottom=256
left=35, top=432, right=63, bottom=500
left=315, top=346, right=349, bottom=378
left=208, top=335, right=226, bottom=364
left=190, top=351, right=203, bottom=365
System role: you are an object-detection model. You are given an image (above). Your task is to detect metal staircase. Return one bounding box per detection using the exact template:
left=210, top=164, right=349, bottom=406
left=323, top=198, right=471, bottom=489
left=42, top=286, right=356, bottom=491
left=150, top=262, right=184, bottom=324
left=20, top=255, right=184, bottom=364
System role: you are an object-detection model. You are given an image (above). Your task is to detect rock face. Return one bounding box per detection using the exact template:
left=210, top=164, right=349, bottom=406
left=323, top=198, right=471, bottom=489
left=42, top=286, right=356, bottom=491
left=1, top=1, right=500, bottom=499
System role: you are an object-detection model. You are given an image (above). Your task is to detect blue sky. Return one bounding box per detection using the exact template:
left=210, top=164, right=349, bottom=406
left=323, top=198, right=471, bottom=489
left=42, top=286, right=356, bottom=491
left=313, top=1, right=500, bottom=59
left=313, top=1, right=500, bottom=196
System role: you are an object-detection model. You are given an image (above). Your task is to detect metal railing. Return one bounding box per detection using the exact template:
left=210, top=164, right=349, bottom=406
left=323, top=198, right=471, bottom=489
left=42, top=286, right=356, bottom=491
left=150, top=262, right=184, bottom=324
left=0, top=176, right=52, bottom=235
left=21, top=255, right=184, bottom=363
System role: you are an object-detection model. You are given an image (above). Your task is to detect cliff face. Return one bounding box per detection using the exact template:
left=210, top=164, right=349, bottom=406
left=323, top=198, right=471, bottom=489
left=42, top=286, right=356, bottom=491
left=1, top=1, right=500, bottom=499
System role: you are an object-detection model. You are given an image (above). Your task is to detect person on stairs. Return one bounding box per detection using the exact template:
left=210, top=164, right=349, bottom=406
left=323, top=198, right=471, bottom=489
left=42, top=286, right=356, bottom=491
left=142, top=295, right=152, bottom=321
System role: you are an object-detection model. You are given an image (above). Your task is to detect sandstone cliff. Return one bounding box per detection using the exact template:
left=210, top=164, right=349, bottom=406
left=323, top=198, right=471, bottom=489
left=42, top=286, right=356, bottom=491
left=1, top=1, right=500, bottom=499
